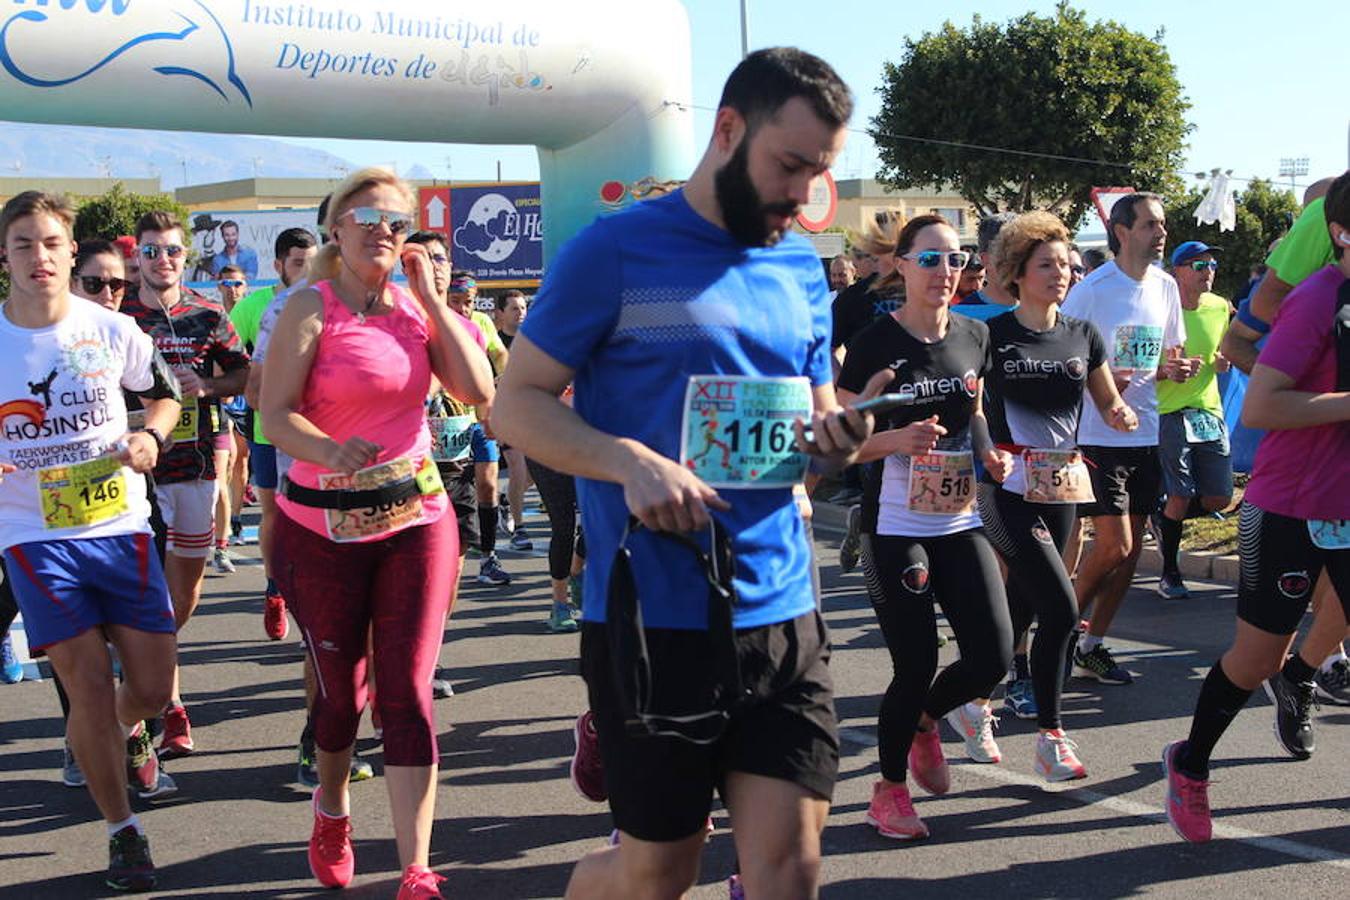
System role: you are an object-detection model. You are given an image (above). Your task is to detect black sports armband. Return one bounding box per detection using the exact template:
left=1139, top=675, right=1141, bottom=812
left=969, top=415, right=994, bottom=459
left=136, top=349, right=183, bottom=403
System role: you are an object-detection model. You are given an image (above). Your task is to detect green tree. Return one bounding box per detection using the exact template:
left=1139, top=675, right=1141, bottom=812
left=1162, top=178, right=1299, bottom=300
left=73, top=182, right=191, bottom=242
left=872, top=3, right=1191, bottom=229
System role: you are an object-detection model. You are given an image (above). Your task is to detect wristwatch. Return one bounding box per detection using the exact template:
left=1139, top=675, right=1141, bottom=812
left=143, top=426, right=172, bottom=453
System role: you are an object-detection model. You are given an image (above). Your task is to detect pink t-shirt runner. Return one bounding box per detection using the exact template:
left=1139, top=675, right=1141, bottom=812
left=276, top=279, right=449, bottom=539
left=1244, top=265, right=1350, bottom=521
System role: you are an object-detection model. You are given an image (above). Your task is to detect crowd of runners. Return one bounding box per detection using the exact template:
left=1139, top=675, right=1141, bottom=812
left=0, top=47, right=1345, bottom=899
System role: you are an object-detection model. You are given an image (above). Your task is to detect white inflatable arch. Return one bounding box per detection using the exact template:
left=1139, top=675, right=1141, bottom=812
left=0, top=0, right=696, bottom=257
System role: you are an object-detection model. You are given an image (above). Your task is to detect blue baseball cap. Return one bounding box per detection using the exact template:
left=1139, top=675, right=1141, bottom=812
left=1171, top=240, right=1223, bottom=267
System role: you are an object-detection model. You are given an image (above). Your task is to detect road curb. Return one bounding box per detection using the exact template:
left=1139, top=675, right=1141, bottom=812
left=809, top=499, right=1238, bottom=586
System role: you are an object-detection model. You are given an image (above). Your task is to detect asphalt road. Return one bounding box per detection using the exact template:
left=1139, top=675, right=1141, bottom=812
left=1, top=503, right=1346, bottom=899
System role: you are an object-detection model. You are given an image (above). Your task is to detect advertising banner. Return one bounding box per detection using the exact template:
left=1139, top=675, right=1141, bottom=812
left=450, top=182, right=542, bottom=287
left=185, top=208, right=320, bottom=283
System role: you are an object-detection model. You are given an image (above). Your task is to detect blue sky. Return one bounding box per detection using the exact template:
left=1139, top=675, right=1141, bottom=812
left=284, top=0, right=1347, bottom=194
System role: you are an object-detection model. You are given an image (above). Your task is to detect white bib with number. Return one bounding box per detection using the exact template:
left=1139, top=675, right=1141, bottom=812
left=678, top=375, right=811, bottom=489
left=428, top=415, right=475, bottom=463
left=907, top=450, right=976, bottom=515
left=1182, top=408, right=1223, bottom=444
left=1022, top=448, right=1095, bottom=504
left=317, top=457, right=443, bottom=543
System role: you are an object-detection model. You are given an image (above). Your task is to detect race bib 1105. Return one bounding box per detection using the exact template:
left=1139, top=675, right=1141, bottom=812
left=428, top=415, right=474, bottom=463
left=679, top=376, right=811, bottom=489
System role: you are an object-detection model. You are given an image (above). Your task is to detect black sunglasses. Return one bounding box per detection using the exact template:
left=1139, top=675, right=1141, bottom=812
left=78, top=275, right=129, bottom=294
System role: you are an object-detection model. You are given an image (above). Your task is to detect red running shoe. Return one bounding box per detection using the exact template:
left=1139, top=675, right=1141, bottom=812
left=157, top=705, right=194, bottom=759
left=397, top=864, right=446, bottom=899
left=570, top=710, right=606, bottom=802
left=264, top=589, right=289, bottom=641
left=907, top=728, right=950, bottom=796
left=125, top=720, right=159, bottom=794
left=309, top=788, right=355, bottom=888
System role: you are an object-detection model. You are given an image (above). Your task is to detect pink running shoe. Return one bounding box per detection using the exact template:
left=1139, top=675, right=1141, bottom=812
left=570, top=710, right=606, bottom=802
left=397, top=864, right=446, bottom=899
left=865, top=781, right=929, bottom=840
left=907, top=728, right=950, bottom=796
left=308, top=788, right=355, bottom=888
left=1162, top=741, right=1212, bottom=843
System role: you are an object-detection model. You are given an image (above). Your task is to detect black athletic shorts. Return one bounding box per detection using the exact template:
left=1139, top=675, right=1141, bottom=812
left=1237, top=503, right=1350, bottom=635
left=438, top=462, right=478, bottom=553
left=579, top=609, right=839, bottom=843
left=1077, top=445, right=1162, bottom=517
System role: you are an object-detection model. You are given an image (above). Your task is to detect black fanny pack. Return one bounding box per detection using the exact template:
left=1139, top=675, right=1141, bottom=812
left=279, top=474, right=420, bottom=511
left=606, top=517, right=744, bottom=745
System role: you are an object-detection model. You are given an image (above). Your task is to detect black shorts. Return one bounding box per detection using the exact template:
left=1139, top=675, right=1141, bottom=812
left=1237, top=503, right=1350, bottom=635
left=438, top=462, right=478, bottom=553
left=1077, top=445, right=1162, bottom=518
left=580, top=610, right=839, bottom=843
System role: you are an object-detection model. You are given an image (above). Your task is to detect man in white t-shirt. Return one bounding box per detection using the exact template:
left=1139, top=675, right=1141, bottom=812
left=0, top=191, right=182, bottom=890
left=1060, top=193, right=1199, bottom=685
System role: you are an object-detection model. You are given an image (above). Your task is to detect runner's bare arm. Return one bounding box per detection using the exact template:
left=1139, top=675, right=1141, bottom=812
left=971, top=384, right=1012, bottom=483
left=116, top=395, right=181, bottom=473
left=260, top=288, right=378, bottom=474
left=492, top=333, right=729, bottom=533
left=1085, top=363, right=1138, bottom=432
left=1241, top=363, right=1350, bottom=431
left=1219, top=318, right=1263, bottom=375
left=1250, top=271, right=1294, bottom=326
left=243, top=362, right=263, bottom=409
left=402, top=244, right=494, bottom=406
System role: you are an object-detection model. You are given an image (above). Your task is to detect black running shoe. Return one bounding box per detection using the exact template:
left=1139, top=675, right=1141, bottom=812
left=1263, top=673, right=1316, bottom=759
left=106, top=825, right=156, bottom=892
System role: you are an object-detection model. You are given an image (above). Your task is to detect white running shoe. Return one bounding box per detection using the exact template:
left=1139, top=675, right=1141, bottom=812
left=944, top=701, right=1001, bottom=764
left=1035, top=729, right=1087, bottom=782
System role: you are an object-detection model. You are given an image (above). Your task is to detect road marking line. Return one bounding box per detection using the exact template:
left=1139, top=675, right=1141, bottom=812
left=837, top=726, right=1349, bottom=869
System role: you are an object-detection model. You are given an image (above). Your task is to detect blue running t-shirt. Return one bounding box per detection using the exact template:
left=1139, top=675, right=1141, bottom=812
left=522, top=190, right=833, bottom=630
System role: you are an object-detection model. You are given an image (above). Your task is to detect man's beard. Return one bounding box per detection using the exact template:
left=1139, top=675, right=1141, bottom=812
left=714, top=138, right=798, bottom=248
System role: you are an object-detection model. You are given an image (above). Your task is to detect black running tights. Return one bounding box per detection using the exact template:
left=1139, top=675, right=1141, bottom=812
left=525, top=458, right=579, bottom=581
left=861, top=529, right=1012, bottom=783
left=977, top=485, right=1080, bottom=730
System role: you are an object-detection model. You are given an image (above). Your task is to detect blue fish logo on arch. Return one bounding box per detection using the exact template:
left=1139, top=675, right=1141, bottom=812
left=0, top=0, right=251, bottom=106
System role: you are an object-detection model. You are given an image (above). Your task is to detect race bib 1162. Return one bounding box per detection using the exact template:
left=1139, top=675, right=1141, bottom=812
left=679, top=376, right=811, bottom=489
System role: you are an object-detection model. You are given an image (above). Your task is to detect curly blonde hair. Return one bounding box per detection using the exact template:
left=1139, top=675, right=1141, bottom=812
left=990, top=211, right=1070, bottom=298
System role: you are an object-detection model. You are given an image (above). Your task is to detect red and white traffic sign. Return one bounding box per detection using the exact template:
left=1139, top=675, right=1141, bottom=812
left=795, top=170, right=838, bottom=233
left=419, top=187, right=450, bottom=235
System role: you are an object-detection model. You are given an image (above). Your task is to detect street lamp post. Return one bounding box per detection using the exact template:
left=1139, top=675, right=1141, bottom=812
left=740, top=0, right=749, bottom=59
left=1278, top=156, right=1309, bottom=197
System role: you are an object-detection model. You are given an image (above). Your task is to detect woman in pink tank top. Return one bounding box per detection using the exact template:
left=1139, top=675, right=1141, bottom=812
left=260, top=168, right=491, bottom=897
